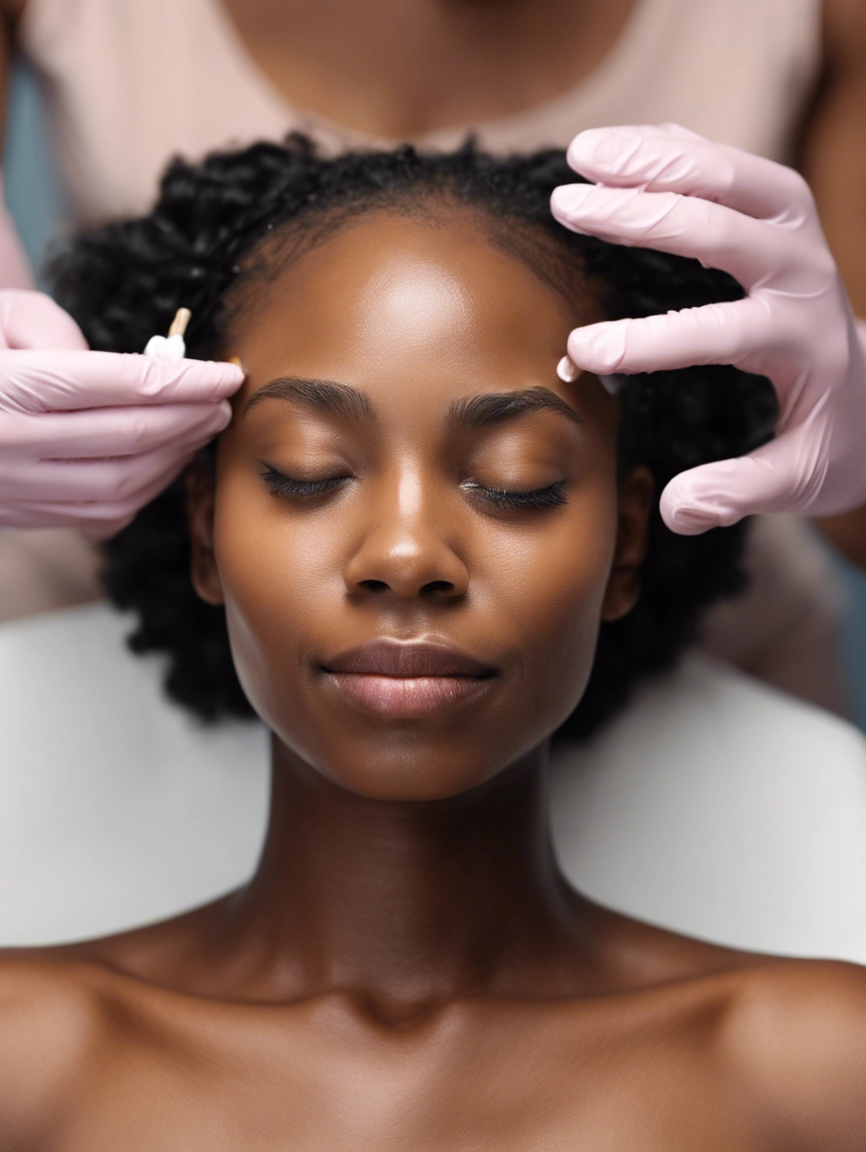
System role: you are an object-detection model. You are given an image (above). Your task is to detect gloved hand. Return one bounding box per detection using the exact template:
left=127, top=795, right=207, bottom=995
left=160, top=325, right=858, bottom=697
left=550, top=123, right=866, bottom=535
left=0, top=291, right=244, bottom=537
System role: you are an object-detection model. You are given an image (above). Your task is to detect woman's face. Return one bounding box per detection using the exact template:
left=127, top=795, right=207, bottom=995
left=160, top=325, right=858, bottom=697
left=190, top=207, right=651, bottom=800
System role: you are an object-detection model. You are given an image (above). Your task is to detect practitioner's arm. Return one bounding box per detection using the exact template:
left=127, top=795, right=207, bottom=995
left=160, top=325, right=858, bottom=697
left=799, top=0, right=866, bottom=565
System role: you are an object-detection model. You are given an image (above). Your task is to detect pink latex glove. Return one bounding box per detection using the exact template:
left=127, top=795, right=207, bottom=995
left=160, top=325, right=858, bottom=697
left=550, top=124, right=866, bottom=535
left=0, top=291, right=244, bottom=537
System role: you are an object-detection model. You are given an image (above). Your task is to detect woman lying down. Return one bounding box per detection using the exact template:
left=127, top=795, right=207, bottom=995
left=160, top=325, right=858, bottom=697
left=0, top=137, right=863, bottom=1150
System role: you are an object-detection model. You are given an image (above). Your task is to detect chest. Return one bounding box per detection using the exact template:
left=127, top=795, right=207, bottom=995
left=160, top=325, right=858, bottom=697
left=43, top=1019, right=777, bottom=1152
left=216, top=0, right=639, bottom=138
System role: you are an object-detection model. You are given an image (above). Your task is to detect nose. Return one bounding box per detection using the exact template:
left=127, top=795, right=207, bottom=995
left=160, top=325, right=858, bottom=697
left=342, top=471, right=469, bottom=602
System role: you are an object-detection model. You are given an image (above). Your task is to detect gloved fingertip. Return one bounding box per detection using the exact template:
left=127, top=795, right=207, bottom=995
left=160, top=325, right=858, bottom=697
left=661, top=507, right=718, bottom=536
left=567, top=129, right=634, bottom=174
left=660, top=485, right=724, bottom=535
left=663, top=487, right=754, bottom=533
left=207, top=359, right=246, bottom=389
left=565, top=130, right=604, bottom=170
left=567, top=324, right=627, bottom=375
left=550, top=184, right=594, bottom=223
left=154, top=358, right=245, bottom=402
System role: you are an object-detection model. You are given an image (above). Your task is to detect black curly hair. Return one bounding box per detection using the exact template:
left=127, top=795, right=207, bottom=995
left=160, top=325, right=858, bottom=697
left=48, top=135, right=776, bottom=742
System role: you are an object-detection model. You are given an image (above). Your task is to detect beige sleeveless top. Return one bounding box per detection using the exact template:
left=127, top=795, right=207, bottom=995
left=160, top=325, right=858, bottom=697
left=19, top=0, right=821, bottom=226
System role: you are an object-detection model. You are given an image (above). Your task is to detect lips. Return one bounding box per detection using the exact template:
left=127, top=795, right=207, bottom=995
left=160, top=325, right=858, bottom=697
left=321, top=639, right=496, bottom=717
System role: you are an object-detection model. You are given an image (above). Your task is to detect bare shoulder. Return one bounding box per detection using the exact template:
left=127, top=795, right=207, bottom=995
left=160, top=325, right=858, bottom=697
left=0, top=949, right=106, bottom=1145
left=589, top=903, right=866, bottom=1145
left=720, top=957, right=866, bottom=1149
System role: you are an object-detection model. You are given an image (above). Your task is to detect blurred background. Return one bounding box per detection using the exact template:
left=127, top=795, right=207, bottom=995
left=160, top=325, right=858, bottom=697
left=7, top=61, right=866, bottom=730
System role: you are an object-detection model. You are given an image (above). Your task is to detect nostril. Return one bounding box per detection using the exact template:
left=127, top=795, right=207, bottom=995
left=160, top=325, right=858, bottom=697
left=423, top=580, right=457, bottom=597
left=358, top=579, right=389, bottom=594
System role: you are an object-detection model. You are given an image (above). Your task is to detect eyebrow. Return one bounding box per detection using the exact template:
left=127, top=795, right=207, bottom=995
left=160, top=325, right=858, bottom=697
left=243, top=377, right=582, bottom=429
left=446, top=388, right=583, bottom=429
left=244, top=377, right=375, bottom=421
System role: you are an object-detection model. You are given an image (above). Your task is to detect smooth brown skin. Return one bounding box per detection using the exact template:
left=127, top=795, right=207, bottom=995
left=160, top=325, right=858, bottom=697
left=2, top=208, right=866, bottom=1148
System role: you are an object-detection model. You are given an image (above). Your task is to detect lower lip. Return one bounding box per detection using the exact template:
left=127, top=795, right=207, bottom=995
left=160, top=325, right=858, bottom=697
left=324, top=673, right=492, bottom=717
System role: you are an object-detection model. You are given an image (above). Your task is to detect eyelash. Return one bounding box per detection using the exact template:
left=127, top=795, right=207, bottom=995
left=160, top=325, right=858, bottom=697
left=461, top=480, right=568, bottom=511
left=260, top=467, right=567, bottom=511
left=261, top=466, right=349, bottom=499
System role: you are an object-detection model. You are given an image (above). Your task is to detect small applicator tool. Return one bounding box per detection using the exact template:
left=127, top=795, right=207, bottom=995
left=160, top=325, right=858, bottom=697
left=144, top=307, right=192, bottom=361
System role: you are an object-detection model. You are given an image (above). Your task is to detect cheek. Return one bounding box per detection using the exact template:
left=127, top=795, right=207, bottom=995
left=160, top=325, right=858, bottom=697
left=208, top=466, right=340, bottom=736
left=482, top=478, right=619, bottom=737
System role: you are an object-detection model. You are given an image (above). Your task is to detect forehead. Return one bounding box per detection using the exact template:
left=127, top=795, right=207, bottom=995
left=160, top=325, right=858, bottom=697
left=227, top=209, right=602, bottom=418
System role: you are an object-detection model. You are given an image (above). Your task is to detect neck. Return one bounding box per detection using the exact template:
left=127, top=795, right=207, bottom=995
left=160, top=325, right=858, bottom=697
left=221, top=738, right=595, bottom=1018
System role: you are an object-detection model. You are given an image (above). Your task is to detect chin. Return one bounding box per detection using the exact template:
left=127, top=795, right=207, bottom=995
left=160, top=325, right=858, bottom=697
left=289, top=728, right=515, bottom=801
left=269, top=706, right=563, bottom=802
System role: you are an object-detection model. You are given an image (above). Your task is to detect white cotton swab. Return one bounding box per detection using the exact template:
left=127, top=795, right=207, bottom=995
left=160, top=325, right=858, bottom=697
left=144, top=307, right=191, bottom=361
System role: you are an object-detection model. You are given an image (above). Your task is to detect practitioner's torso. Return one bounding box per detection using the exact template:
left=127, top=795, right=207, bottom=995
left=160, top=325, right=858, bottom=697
left=17, top=0, right=822, bottom=223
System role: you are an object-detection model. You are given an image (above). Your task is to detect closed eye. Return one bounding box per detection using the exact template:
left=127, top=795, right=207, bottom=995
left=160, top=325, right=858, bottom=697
left=260, top=465, right=350, bottom=499
left=261, top=466, right=567, bottom=510
left=461, top=480, right=568, bottom=511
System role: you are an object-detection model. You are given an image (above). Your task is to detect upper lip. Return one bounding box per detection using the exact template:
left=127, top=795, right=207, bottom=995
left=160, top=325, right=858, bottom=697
left=321, top=639, right=496, bottom=678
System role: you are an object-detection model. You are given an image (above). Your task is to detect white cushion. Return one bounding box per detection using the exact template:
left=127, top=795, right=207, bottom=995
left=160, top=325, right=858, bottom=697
left=1, top=602, right=865, bottom=962
left=0, top=603, right=269, bottom=944
left=551, top=655, right=866, bottom=962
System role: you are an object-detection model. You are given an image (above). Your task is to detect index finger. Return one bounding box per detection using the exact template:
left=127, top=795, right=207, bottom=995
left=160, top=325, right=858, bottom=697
left=2, top=350, right=245, bottom=413
left=564, top=296, right=772, bottom=377
left=564, top=125, right=812, bottom=222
